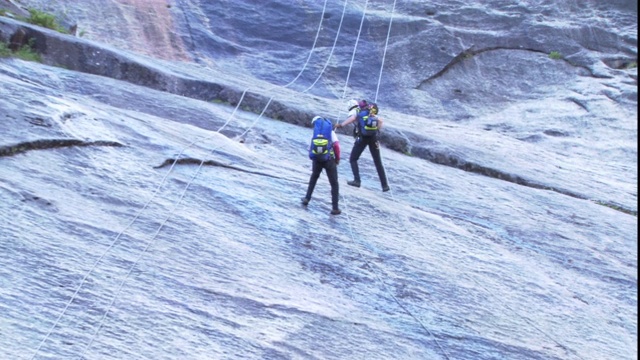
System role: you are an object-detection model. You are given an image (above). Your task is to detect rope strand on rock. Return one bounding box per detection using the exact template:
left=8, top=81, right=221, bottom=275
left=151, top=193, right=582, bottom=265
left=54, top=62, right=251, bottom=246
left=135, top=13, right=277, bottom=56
left=30, top=1, right=335, bottom=358
left=81, top=98, right=274, bottom=355
left=332, top=1, right=451, bottom=358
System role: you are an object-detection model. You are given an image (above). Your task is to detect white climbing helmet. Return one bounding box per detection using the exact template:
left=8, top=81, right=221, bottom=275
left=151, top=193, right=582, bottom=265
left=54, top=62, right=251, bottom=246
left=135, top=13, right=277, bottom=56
left=311, top=116, right=323, bottom=124
left=347, top=99, right=358, bottom=111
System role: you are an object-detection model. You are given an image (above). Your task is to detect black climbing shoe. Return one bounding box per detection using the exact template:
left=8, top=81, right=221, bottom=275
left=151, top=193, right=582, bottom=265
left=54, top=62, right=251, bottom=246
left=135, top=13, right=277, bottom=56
left=331, top=208, right=342, bottom=215
left=382, top=186, right=390, bottom=192
left=347, top=180, right=360, bottom=188
left=301, top=197, right=310, bottom=205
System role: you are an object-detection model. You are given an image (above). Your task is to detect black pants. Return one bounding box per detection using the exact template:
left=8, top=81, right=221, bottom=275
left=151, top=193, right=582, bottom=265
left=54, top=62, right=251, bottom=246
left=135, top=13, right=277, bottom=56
left=305, top=158, right=339, bottom=209
left=349, top=135, right=389, bottom=188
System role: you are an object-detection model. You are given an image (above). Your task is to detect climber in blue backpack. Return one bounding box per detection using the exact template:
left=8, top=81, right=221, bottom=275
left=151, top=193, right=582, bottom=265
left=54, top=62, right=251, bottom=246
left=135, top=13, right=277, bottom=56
left=335, top=100, right=390, bottom=192
left=302, top=116, right=342, bottom=215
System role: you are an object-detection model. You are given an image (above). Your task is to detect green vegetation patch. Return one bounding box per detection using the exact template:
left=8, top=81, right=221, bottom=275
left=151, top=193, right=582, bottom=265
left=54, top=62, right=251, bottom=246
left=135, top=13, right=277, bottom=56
left=0, top=42, right=11, bottom=57
left=549, top=51, right=562, bottom=60
left=0, top=39, right=41, bottom=62
left=26, top=8, right=68, bottom=33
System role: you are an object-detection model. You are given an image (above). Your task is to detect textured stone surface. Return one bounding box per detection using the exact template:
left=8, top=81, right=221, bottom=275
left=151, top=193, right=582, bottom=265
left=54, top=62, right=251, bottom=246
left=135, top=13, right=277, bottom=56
left=0, top=1, right=637, bottom=359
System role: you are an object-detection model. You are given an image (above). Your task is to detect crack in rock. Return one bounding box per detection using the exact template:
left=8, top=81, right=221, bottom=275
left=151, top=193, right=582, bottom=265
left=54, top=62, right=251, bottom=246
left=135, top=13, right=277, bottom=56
left=0, top=139, right=124, bottom=157
left=154, top=157, right=306, bottom=184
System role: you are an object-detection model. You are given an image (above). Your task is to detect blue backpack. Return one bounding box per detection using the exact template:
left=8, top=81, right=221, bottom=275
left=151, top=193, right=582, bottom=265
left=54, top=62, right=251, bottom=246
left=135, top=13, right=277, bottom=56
left=357, top=108, right=379, bottom=137
left=309, top=118, right=334, bottom=162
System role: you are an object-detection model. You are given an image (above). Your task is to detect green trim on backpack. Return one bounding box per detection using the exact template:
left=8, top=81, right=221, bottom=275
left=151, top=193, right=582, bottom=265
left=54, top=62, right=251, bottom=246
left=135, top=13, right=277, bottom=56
left=357, top=109, right=379, bottom=137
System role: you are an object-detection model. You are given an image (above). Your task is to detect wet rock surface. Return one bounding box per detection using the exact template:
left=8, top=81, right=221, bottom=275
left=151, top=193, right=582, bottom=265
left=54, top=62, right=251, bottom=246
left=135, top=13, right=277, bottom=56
left=0, top=1, right=637, bottom=359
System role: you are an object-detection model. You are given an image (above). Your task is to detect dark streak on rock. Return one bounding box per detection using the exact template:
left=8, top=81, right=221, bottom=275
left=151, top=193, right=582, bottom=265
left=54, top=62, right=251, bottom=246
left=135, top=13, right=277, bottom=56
left=154, top=157, right=306, bottom=184
left=0, top=139, right=124, bottom=157
left=566, top=97, right=590, bottom=112
left=409, top=144, right=636, bottom=216
left=418, top=46, right=596, bottom=89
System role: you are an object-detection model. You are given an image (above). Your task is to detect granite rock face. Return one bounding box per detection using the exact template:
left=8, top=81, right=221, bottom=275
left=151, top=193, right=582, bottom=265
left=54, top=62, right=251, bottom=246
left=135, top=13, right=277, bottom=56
left=0, top=1, right=637, bottom=360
